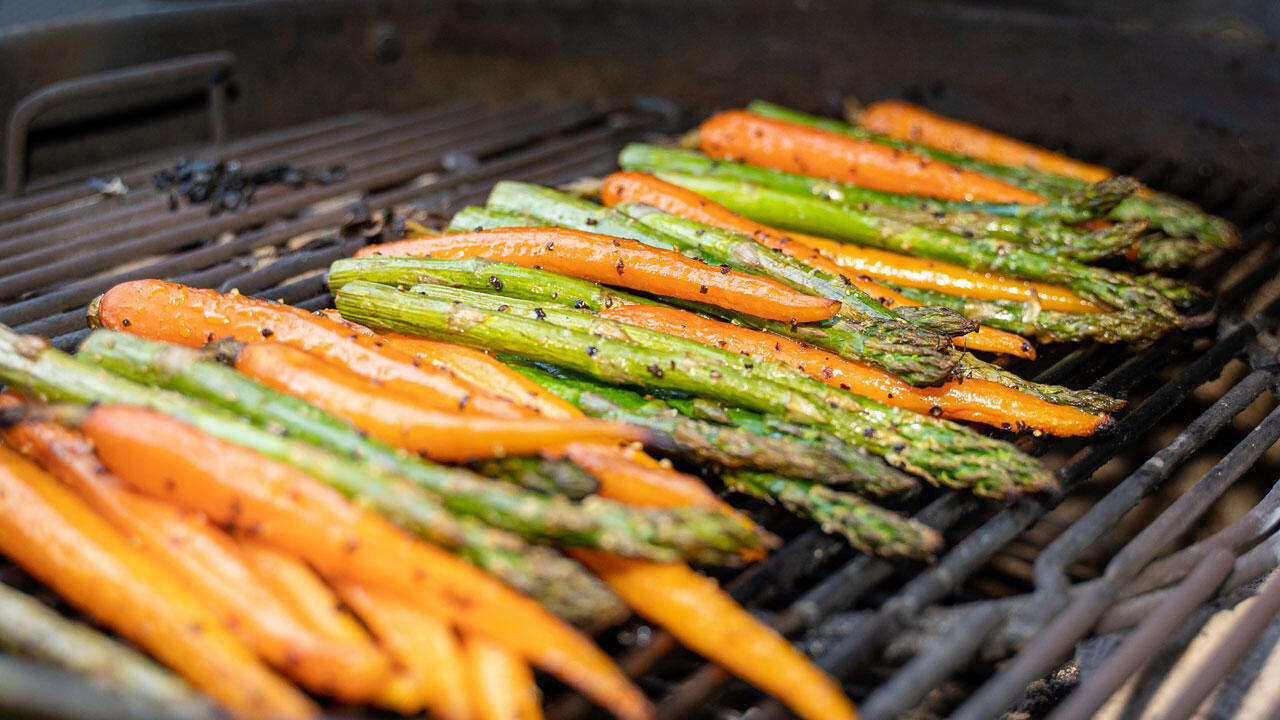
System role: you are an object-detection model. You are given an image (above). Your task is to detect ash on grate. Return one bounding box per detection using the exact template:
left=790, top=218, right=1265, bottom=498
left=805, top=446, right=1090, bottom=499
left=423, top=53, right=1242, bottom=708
left=151, top=159, right=345, bottom=215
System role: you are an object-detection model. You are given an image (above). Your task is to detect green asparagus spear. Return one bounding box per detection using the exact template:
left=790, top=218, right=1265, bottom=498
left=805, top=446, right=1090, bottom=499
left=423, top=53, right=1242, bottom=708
left=618, top=201, right=977, bottom=340
left=0, top=326, right=625, bottom=626
left=469, top=457, right=599, bottom=500
left=479, top=182, right=962, bottom=385
left=78, top=331, right=771, bottom=568
left=619, top=143, right=1145, bottom=258
left=443, top=206, right=971, bottom=373
left=672, top=175, right=1183, bottom=323
left=745, top=100, right=1237, bottom=249
left=337, top=281, right=1053, bottom=496
left=1134, top=235, right=1213, bottom=271
left=486, top=180, right=680, bottom=249
left=0, top=581, right=218, bottom=719
left=618, top=142, right=1122, bottom=225
left=508, top=360, right=915, bottom=492
left=723, top=472, right=941, bottom=559
left=885, top=281, right=1177, bottom=346
left=328, top=256, right=658, bottom=311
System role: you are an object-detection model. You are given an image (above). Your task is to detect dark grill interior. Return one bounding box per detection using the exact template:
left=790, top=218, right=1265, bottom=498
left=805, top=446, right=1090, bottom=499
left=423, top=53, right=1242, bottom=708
left=3, top=3, right=1280, bottom=718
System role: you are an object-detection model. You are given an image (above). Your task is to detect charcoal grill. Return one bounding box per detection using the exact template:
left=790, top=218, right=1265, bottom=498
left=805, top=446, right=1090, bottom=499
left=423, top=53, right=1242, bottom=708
left=2, top=2, right=1280, bottom=719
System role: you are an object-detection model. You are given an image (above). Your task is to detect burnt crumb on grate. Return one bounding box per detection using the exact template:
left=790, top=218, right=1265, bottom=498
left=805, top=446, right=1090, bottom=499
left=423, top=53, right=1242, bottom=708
left=151, top=159, right=345, bottom=215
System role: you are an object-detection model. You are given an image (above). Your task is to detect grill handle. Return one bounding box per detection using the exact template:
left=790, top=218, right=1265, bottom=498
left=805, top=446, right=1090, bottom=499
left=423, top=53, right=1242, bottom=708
left=3, top=51, right=235, bottom=199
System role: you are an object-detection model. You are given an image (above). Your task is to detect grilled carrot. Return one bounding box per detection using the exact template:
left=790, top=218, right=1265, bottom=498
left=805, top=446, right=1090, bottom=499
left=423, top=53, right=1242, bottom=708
left=336, top=582, right=473, bottom=720
left=0, top=408, right=392, bottom=702
left=322, top=313, right=581, bottom=418
left=425, top=350, right=857, bottom=720
left=699, top=110, right=1043, bottom=203
left=0, top=443, right=317, bottom=719
left=574, top=551, right=857, bottom=720
left=795, top=234, right=1103, bottom=313
left=599, top=171, right=1034, bottom=359
left=91, top=279, right=526, bottom=419
left=353, top=226, right=842, bottom=323
left=599, top=304, right=1107, bottom=437
left=859, top=100, right=1113, bottom=183
left=227, top=341, right=647, bottom=461
left=79, top=403, right=654, bottom=720
left=465, top=634, right=546, bottom=720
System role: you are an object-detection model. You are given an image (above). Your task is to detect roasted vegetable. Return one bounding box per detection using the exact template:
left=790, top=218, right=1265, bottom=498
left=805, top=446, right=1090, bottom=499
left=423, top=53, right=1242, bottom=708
left=0, top=442, right=317, bottom=719
left=69, top=402, right=655, bottom=720
left=354, top=226, right=841, bottom=323
left=698, top=109, right=1042, bottom=203
left=0, top=580, right=217, bottom=719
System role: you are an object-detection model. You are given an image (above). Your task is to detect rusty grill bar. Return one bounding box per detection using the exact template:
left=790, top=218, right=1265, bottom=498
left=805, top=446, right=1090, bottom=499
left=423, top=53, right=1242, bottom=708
left=2, top=95, right=1280, bottom=720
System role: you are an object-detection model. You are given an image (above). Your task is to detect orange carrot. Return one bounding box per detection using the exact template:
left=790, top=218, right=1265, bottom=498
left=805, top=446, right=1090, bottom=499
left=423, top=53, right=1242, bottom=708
left=465, top=634, right=546, bottom=720
left=795, top=234, right=1103, bottom=313
left=80, top=404, right=654, bottom=720
left=353, top=226, right=841, bottom=323
left=420, top=350, right=858, bottom=720
left=859, top=100, right=1113, bottom=183
left=229, top=341, right=647, bottom=461
left=335, top=582, right=473, bottom=720
left=599, top=171, right=1035, bottom=359
left=0, top=443, right=317, bottom=719
left=322, top=313, right=583, bottom=419
left=700, top=109, right=1043, bottom=203
left=0, top=410, right=392, bottom=702
left=92, top=279, right=526, bottom=419
left=600, top=304, right=1107, bottom=437
left=575, top=551, right=857, bottom=720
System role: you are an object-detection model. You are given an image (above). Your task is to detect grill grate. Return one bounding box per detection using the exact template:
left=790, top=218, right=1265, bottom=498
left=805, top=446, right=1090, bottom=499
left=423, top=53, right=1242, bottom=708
left=2, top=97, right=1280, bottom=720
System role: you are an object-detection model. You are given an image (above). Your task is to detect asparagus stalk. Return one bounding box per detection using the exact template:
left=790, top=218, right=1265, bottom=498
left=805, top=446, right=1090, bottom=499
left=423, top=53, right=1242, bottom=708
left=485, top=180, right=680, bottom=249
left=723, top=472, right=941, bottom=559
left=338, top=281, right=1053, bottom=496
left=652, top=166, right=1146, bottom=262
left=469, top=456, right=599, bottom=500
left=0, top=581, right=218, bottom=719
left=329, top=255, right=658, bottom=311
left=618, top=201, right=977, bottom=343
left=620, top=143, right=1144, bottom=257
left=0, top=327, right=623, bottom=626
left=442, top=206, right=962, bottom=367
left=619, top=142, right=1124, bottom=225
left=480, top=182, right=962, bottom=385
left=745, top=100, right=1238, bottom=249
left=1135, top=235, right=1213, bottom=271
left=886, top=281, right=1178, bottom=346
left=672, top=175, right=1184, bottom=324
left=79, top=331, right=771, bottom=568
left=508, top=360, right=915, bottom=493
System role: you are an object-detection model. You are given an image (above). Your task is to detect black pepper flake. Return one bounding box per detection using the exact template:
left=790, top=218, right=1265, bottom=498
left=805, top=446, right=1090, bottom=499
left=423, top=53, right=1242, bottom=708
left=695, top=229, right=705, bottom=237
left=699, top=285, right=709, bottom=294
left=574, top=300, right=589, bottom=309
left=615, top=259, right=625, bottom=275
left=743, top=361, right=754, bottom=369
left=585, top=218, right=598, bottom=226
left=545, top=242, right=555, bottom=251
left=458, top=395, right=471, bottom=410
left=719, top=265, right=731, bottom=274
left=646, top=364, right=664, bottom=378
left=534, top=308, right=547, bottom=320
left=709, top=369, right=722, bottom=379
left=260, top=327, right=273, bottom=337
left=498, top=304, right=509, bottom=312
left=586, top=346, right=598, bottom=356
left=488, top=275, right=504, bottom=291
left=929, top=406, right=943, bottom=417
left=121, top=318, right=132, bottom=327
